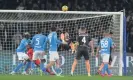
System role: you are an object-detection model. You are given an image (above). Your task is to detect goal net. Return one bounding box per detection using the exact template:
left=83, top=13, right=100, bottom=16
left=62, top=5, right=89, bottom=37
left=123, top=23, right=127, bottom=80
left=0, top=10, right=123, bottom=76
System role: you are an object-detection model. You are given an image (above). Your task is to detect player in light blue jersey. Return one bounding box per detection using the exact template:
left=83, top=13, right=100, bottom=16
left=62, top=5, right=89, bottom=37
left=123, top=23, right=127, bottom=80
left=31, top=28, right=55, bottom=75
left=96, top=30, right=115, bottom=77
left=10, top=32, right=30, bottom=75
left=43, top=27, right=66, bottom=76
left=31, top=28, right=47, bottom=74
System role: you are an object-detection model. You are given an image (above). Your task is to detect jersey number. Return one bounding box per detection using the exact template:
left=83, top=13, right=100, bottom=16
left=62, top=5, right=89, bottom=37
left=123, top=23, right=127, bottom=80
left=101, top=40, right=108, bottom=48
left=36, top=38, right=40, bottom=45
left=82, top=37, right=86, bottom=43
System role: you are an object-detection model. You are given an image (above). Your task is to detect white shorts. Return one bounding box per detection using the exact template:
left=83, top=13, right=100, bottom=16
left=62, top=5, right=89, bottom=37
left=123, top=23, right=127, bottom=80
left=49, top=51, right=59, bottom=61
left=101, top=53, right=110, bottom=63
left=32, top=51, right=45, bottom=60
left=17, top=52, right=29, bottom=60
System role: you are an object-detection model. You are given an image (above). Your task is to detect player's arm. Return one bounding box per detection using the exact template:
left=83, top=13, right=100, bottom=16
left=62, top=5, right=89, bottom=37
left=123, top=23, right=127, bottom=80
left=110, top=38, right=116, bottom=53
left=89, top=40, right=95, bottom=55
left=43, top=36, right=48, bottom=51
left=31, top=36, right=35, bottom=48
left=89, top=39, right=94, bottom=55
left=96, top=41, right=101, bottom=57
left=110, top=38, right=115, bottom=49
left=55, top=33, right=66, bottom=45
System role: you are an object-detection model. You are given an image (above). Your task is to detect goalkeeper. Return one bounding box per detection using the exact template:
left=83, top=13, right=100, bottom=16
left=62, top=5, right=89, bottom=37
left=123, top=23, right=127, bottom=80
left=71, top=26, right=94, bottom=76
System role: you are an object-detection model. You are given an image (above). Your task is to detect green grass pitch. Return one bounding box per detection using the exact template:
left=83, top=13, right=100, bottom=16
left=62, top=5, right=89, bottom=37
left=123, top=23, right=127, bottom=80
left=0, top=75, right=132, bottom=80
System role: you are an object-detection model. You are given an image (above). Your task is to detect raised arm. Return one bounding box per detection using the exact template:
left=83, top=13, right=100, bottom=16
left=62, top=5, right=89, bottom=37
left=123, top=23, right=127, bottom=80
left=89, top=40, right=94, bottom=56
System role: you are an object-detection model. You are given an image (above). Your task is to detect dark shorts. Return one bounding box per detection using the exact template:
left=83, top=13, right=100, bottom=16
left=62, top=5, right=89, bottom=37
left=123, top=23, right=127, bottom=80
left=76, top=46, right=89, bottom=60
left=109, top=55, right=112, bottom=65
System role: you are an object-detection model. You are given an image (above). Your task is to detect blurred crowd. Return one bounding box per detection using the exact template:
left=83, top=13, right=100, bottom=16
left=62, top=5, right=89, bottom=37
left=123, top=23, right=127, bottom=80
left=0, top=0, right=133, bottom=53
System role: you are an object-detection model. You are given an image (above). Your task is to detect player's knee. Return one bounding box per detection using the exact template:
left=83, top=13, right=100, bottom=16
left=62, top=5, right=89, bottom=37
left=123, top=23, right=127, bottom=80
left=74, top=59, right=78, bottom=64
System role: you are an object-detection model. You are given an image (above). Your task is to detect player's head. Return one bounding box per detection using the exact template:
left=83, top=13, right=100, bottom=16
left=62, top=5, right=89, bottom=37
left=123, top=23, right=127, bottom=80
left=37, top=28, right=42, bottom=34
left=24, top=32, right=30, bottom=39
left=27, top=44, right=32, bottom=50
left=51, top=26, right=56, bottom=32
left=79, top=25, right=86, bottom=34
left=109, top=31, right=113, bottom=38
left=103, top=30, right=110, bottom=37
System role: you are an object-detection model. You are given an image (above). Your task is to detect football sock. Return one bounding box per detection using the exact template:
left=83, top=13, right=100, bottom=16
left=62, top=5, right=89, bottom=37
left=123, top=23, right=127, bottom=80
left=24, top=61, right=31, bottom=71
left=101, top=64, right=107, bottom=75
left=71, top=71, right=73, bottom=74
left=31, top=62, right=35, bottom=69
left=40, top=62, right=46, bottom=72
left=102, top=63, right=108, bottom=75
left=107, top=67, right=111, bottom=75
left=14, top=61, right=24, bottom=72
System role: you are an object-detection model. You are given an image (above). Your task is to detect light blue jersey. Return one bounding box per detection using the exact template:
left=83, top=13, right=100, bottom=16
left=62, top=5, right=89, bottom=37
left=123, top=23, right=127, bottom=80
left=31, top=34, right=47, bottom=51
left=99, top=37, right=114, bottom=54
left=16, top=38, right=29, bottom=52
left=48, top=32, right=62, bottom=51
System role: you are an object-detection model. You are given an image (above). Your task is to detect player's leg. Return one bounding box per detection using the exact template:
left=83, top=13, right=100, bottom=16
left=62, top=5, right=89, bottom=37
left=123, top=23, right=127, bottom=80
left=108, top=55, right=112, bottom=69
left=22, top=54, right=31, bottom=75
left=97, top=54, right=104, bottom=74
left=71, top=47, right=81, bottom=76
left=98, top=55, right=112, bottom=75
left=71, top=59, right=78, bottom=76
left=82, top=47, right=91, bottom=76
left=44, top=51, right=59, bottom=75
left=103, top=55, right=113, bottom=76
left=32, top=51, right=39, bottom=63
left=11, top=53, right=25, bottom=74
left=38, top=51, right=47, bottom=73
left=32, top=51, right=40, bottom=71
left=101, top=54, right=111, bottom=76
left=98, top=63, right=104, bottom=74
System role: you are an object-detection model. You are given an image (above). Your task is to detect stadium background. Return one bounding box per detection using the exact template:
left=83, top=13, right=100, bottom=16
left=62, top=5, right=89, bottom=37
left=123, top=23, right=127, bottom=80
left=0, top=0, right=133, bottom=76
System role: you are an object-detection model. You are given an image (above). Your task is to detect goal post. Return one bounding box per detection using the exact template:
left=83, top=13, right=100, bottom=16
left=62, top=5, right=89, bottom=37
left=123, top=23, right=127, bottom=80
left=0, top=10, right=124, bottom=76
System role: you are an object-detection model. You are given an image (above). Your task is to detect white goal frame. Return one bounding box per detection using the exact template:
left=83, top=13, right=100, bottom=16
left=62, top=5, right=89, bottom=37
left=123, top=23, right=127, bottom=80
left=0, top=10, right=123, bottom=76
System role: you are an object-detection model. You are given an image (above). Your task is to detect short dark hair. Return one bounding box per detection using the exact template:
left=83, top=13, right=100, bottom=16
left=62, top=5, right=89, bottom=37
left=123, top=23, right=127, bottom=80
left=51, top=26, right=56, bottom=31
left=110, top=31, right=113, bottom=34
left=37, top=28, right=42, bottom=33
left=24, top=32, right=30, bottom=38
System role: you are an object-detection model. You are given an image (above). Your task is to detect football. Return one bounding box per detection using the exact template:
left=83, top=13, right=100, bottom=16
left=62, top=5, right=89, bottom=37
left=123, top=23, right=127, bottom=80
left=62, top=5, right=68, bottom=12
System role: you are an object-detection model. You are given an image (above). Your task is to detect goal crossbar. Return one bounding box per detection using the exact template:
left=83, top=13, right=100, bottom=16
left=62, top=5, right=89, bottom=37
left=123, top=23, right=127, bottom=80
left=0, top=10, right=123, bottom=15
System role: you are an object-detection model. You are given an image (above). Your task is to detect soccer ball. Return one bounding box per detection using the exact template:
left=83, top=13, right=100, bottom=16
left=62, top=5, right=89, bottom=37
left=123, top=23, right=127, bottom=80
left=62, top=5, right=68, bottom=12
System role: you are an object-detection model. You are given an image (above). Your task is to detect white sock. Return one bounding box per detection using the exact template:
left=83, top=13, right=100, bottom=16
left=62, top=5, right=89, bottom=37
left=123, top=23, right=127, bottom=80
left=71, top=71, right=73, bottom=74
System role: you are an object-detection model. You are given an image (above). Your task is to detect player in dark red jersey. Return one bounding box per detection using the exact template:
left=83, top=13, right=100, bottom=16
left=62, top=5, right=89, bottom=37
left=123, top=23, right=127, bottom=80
left=22, top=44, right=55, bottom=75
